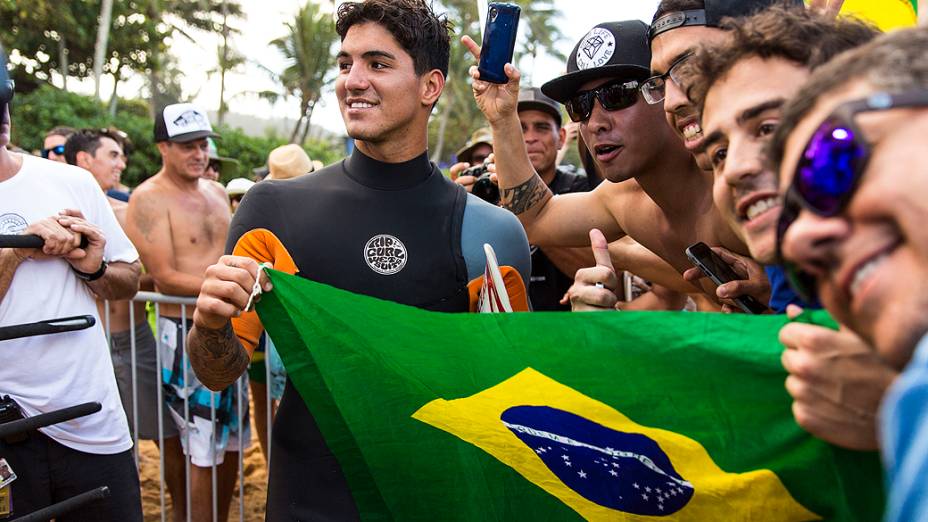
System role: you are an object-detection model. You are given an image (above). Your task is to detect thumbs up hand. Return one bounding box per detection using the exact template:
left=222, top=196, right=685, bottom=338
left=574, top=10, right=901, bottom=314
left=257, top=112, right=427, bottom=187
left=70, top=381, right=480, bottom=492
left=561, top=229, right=620, bottom=312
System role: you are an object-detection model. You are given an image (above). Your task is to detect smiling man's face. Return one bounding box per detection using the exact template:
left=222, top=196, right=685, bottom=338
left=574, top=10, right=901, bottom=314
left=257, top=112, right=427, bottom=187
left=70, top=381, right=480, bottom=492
left=701, top=56, right=809, bottom=264
left=650, top=25, right=729, bottom=170
left=335, top=22, right=424, bottom=145
left=780, top=80, right=928, bottom=369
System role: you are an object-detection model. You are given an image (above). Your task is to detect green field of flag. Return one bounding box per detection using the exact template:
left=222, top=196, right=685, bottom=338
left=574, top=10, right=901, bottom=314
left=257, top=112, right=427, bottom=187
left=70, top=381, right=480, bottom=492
left=257, top=269, right=884, bottom=521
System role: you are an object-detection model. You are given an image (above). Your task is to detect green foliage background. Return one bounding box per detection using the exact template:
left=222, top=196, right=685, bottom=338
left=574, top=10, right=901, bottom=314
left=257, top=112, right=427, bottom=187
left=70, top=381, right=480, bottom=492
left=10, top=85, right=343, bottom=187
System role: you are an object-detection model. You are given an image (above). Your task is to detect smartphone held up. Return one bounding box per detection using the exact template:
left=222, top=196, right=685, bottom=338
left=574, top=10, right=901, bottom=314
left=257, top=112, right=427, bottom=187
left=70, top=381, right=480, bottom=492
left=685, top=242, right=769, bottom=315
left=478, top=3, right=521, bottom=84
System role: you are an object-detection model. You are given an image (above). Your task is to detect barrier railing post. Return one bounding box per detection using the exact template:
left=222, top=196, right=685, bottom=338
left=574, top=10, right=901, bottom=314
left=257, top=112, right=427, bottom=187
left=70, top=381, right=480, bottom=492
left=181, top=308, right=191, bottom=522
left=154, top=302, right=167, bottom=522
left=237, top=376, right=245, bottom=522
left=210, top=390, right=218, bottom=522
left=128, top=303, right=140, bottom=466
left=265, top=338, right=273, bottom=475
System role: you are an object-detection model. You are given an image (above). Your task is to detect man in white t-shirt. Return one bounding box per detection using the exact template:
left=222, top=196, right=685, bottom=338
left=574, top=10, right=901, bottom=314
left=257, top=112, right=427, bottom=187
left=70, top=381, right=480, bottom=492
left=0, top=76, right=144, bottom=520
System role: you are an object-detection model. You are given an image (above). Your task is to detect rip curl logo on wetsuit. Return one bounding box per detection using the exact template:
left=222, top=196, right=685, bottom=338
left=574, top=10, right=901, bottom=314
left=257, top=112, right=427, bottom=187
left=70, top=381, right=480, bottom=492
left=364, top=234, right=408, bottom=275
left=0, top=213, right=27, bottom=235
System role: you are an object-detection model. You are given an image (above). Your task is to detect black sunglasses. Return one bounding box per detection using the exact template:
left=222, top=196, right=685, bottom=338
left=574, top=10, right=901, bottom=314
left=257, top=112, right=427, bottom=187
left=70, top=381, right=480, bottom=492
left=776, top=89, right=928, bottom=301
left=41, top=144, right=66, bottom=159
left=565, top=79, right=640, bottom=123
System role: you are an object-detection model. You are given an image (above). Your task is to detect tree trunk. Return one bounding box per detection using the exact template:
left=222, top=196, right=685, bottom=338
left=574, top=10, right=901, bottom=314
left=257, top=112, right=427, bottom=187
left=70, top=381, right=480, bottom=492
left=218, top=1, right=230, bottom=125
left=147, top=0, right=163, bottom=117
left=108, top=72, right=120, bottom=117
left=93, top=0, right=115, bottom=99
left=289, top=112, right=305, bottom=143
left=299, top=101, right=316, bottom=144
left=58, top=36, right=69, bottom=91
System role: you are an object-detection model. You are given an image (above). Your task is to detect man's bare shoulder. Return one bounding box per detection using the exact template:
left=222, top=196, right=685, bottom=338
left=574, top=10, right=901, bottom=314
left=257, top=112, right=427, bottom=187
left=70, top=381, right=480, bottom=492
left=129, top=173, right=171, bottom=200
left=200, top=179, right=229, bottom=201
left=598, top=179, right=656, bottom=220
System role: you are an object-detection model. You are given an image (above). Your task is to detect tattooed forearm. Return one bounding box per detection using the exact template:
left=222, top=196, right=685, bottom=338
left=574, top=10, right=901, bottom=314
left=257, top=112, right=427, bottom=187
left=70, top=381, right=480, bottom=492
left=499, top=175, right=552, bottom=215
left=188, top=321, right=250, bottom=391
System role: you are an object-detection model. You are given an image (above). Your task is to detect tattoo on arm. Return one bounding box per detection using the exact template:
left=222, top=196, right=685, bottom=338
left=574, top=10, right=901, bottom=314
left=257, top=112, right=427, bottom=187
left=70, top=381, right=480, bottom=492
left=130, top=195, right=159, bottom=243
left=499, top=175, right=552, bottom=215
left=188, top=322, right=251, bottom=391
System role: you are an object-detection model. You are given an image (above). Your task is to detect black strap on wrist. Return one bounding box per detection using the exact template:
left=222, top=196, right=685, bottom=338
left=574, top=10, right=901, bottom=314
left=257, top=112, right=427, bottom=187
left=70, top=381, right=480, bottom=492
left=73, top=260, right=108, bottom=282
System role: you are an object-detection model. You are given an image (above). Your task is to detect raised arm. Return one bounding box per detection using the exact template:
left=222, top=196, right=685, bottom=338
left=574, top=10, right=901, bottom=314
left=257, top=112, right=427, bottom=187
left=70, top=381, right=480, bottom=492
left=461, top=35, right=623, bottom=248
left=125, top=187, right=204, bottom=296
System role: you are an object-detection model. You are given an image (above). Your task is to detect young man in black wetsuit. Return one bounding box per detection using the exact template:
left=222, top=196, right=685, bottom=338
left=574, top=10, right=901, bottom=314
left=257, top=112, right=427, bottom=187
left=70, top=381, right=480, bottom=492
left=185, top=1, right=531, bottom=519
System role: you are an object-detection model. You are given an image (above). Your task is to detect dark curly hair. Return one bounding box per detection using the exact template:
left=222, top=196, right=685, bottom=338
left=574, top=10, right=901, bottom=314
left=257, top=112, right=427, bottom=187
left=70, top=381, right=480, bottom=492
left=336, top=0, right=452, bottom=79
left=770, top=26, right=928, bottom=175
left=684, top=4, right=879, bottom=114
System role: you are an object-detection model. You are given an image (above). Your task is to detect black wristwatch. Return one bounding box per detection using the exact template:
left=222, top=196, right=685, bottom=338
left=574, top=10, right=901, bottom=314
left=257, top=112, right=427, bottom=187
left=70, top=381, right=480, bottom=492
left=73, top=259, right=108, bottom=282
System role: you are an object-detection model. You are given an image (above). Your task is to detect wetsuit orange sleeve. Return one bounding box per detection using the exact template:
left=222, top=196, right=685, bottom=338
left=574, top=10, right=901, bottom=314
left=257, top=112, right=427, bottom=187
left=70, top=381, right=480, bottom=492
left=467, top=265, right=530, bottom=312
left=230, top=228, right=299, bottom=357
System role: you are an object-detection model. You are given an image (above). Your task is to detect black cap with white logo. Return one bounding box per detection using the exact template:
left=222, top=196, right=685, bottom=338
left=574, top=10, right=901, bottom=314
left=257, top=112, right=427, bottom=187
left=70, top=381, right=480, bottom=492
left=648, top=0, right=804, bottom=42
left=541, top=21, right=651, bottom=104
left=153, top=103, right=219, bottom=143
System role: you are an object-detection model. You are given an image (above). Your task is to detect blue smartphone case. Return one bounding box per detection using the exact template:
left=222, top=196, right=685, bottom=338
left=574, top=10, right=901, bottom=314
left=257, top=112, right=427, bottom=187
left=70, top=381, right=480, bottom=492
left=478, top=3, right=521, bottom=84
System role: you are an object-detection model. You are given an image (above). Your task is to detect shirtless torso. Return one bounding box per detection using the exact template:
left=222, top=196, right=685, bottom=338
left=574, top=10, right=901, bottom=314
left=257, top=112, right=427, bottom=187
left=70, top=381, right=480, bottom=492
left=601, top=170, right=746, bottom=276
left=125, top=172, right=230, bottom=318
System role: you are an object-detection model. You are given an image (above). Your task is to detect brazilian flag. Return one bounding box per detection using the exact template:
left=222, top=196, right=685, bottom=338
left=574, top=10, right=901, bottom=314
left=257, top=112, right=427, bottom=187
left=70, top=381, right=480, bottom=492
left=257, top=270, right=884, bottom=521
left=820, top=0, right=919, bottom=31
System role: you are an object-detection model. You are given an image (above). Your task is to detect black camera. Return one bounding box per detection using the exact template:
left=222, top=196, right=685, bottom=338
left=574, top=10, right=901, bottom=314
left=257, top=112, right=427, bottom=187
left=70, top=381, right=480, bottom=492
left=463, top=164, right=499, bottom=205
left=0, top=395, right=27, bottom=443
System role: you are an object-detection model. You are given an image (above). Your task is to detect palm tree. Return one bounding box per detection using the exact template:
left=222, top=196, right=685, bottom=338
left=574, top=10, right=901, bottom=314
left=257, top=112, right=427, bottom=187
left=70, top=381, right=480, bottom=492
left=215, top=0, right=244, bottom=125
left=270, top=1, right=339, bottom=143
left=512, top=0, right=565, bottom=85
left=428, top=0, right=564, bottom=164
left=92, top=0, right=115, bottom=99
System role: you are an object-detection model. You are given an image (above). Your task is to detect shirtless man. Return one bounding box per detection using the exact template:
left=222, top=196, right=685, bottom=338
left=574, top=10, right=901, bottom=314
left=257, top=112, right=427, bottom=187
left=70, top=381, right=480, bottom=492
left=125, top=104, right=247, bottom=522
left=64, top=128, right=179, bottom=451
left=464, top=20, right=745, bottom=311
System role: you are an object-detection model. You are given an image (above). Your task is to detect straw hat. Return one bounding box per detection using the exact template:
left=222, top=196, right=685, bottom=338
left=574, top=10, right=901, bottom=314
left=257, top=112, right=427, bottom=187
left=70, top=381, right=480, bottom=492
left=455, top=127, right=493, bottom=165
left=267, top=144, right=315, bottom=180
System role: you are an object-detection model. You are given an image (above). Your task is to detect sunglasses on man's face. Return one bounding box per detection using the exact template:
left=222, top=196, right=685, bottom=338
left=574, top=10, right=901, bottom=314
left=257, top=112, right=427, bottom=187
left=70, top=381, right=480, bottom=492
left=776, top=89, right=928, bottom=301
left=565, top=79, right=640, bottom=123
left=41, top=144, right=66, bottom=159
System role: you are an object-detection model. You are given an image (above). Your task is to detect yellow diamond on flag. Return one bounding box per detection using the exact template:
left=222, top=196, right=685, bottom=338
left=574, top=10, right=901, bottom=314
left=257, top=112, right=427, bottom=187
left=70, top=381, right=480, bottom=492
left=413, top=368, right=819, bottom=521
left=828, top=0, right=918, bottom=31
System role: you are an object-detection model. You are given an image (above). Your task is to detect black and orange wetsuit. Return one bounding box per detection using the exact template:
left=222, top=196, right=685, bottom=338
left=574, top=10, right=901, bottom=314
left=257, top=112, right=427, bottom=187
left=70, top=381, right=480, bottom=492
left=226, top=149, right=531, bottom=520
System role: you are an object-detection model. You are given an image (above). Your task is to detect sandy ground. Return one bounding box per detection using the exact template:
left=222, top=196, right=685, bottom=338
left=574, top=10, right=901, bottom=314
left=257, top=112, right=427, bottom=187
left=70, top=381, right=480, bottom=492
left=138, top=418, right=268, bottom=521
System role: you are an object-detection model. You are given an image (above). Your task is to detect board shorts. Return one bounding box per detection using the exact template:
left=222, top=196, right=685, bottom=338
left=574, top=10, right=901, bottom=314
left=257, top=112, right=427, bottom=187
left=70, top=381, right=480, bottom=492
left=158, top=317, right=251, bottom=467
left=246, top=333, right=286, bottom=400
left=110, top=320, right=179, bottom=440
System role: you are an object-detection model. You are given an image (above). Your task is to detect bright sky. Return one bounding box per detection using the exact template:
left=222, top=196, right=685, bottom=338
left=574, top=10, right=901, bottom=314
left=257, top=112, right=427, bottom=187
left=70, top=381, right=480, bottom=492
left=101, top=0, right=660, bottom=135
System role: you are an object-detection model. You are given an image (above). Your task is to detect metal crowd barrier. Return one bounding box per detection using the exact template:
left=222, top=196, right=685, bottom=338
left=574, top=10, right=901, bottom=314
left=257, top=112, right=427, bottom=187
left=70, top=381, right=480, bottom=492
left=103, top=292, right=264, bottom=522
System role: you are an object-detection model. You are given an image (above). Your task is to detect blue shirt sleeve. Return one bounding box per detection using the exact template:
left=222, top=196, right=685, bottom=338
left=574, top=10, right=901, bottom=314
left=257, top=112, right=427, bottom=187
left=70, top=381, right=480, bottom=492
left=764, top=265, right=821, bottom=313
left=460, top=194, right=531, bottom=289
left=881, top=335, right=928, bottom=522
